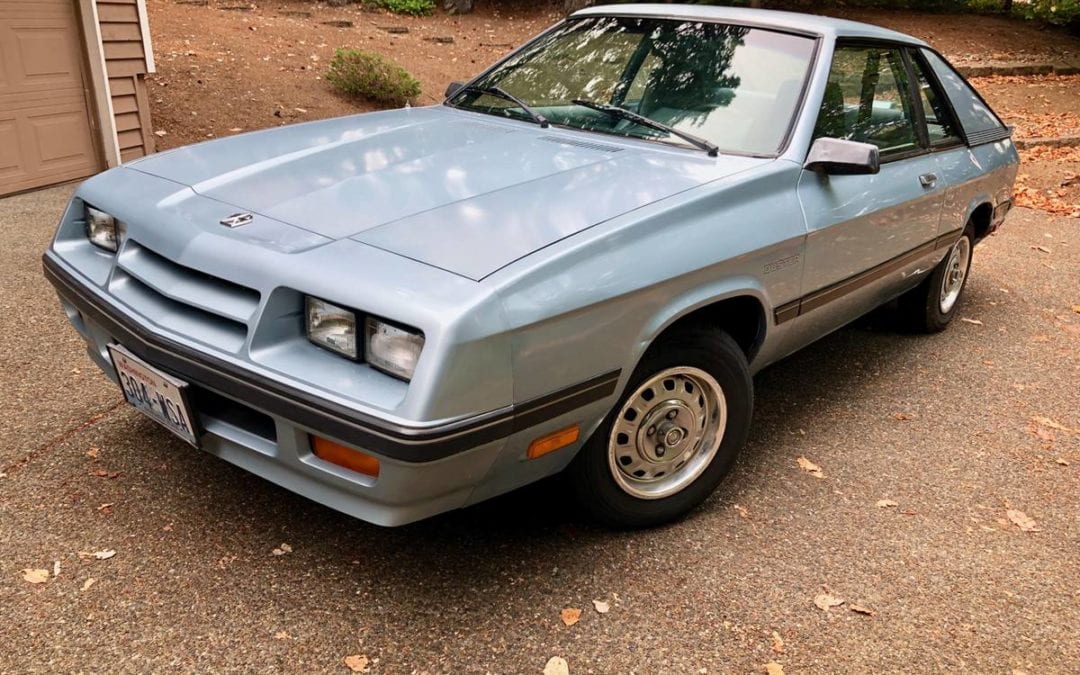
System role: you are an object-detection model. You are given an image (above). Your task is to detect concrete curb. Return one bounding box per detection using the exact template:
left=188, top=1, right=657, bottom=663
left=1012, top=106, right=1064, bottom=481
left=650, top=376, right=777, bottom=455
left=958, top=61, right=1080, bottom=77
left=1015, top=136, right=1080, bottom=149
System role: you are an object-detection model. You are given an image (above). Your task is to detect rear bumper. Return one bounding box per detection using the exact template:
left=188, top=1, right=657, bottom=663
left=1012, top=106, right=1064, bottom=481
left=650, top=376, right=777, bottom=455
left=43, top=252, right=618, bottom=525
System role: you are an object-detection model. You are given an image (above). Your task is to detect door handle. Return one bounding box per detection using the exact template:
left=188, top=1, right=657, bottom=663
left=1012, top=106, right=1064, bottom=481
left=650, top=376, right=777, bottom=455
left=919, top=173, right=938, bottom=189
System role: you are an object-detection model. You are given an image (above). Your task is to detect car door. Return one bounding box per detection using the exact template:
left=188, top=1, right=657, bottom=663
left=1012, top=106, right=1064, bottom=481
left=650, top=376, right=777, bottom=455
left=791, top=43, right=944, bottom=345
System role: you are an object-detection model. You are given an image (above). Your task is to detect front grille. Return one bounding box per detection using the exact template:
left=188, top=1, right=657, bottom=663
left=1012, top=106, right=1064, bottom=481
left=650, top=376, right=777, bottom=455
left=109, top=241, right=260, bottom=353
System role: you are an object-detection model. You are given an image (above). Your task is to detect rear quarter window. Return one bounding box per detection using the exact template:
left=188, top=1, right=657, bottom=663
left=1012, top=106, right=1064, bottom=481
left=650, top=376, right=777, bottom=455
left=921, top=49, right=1007, bottom=141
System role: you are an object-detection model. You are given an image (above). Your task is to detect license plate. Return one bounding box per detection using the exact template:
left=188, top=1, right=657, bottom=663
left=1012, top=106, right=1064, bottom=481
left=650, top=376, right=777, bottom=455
left=108, top=344, right=200, bottom=447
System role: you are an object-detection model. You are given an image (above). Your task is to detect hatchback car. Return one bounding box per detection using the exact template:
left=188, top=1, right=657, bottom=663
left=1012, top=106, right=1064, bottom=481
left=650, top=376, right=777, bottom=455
left=44, top=4, right=1017, bottom=527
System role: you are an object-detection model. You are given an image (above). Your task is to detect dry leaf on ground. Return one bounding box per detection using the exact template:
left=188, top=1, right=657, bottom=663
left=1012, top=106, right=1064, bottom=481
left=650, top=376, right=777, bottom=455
left=814, top=593, right=845, bottom=611
left=960, top=317, right=984, bottom=326
left=849, top=604, right=876, bottom=616
left=274, top=630, right=291, bottom=640
left=893, top=412, right=914, bottom=421
left=764, top=662, right=785, bottom=675
left=1072, top=305, right=1080, bottom=314
left=1006, top=509, right=1041, bottom=532
left=343, top=654, right=369, bottom=672
left=797, top=456, right=825, bottom=479
left=271, top=543, right=293, bottom=556
left=771, top=631, right=785, bottom=653
left=592, top=599, right=610, bottom=614
left=22, top=568, right=50, bottom=584
left=92, top=549, right=116, bottom=560
left=1031, top=416, right=1072, bottom=432
left=81, top=578, right=96, bottom=592
left=876, top=499, right=899, bottom=508
left=560, top=607, right=582, bottom=627
left=86, top=447, right=100, bottom=459
left=544, top=656, right=570, bottom=675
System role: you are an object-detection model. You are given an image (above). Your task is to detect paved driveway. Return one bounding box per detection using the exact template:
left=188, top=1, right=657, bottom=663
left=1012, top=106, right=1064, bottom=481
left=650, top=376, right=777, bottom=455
left=1, top=186, right=1077, bottom=674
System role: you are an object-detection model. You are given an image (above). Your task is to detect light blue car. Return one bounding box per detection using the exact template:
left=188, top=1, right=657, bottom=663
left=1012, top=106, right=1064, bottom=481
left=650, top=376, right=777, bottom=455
left=43, top=4, right=1017, bottom=527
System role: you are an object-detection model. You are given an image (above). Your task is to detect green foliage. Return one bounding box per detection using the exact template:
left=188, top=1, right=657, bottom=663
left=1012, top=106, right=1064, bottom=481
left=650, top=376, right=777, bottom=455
left=326, top=49, right=422, bottom=107
left=367, top=0, right=436, bottom=15
left=1010, top=0, right=1080, bottom=27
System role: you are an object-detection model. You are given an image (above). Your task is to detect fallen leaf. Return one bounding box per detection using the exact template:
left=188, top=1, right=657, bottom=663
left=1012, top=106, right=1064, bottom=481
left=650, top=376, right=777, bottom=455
left=271, top=543, right=293, bottom=556
left=1032, top=245, right=1052, bottom=253
left=1072, top=305, right=1080, bottom=314
left=592, top=599, right=610, bottom=614
left=86, top=447, right=100, bottom=459
left=876, top=499, right=899, bottom=508
left=1055, top=458, right=1070, bottom=466
left=814, top=593, right=844, bottom=611
left=560, top=607, right=582, bottom=627
left=52, top=560, right=61, bottom=577
left=343, top=655, right=369, bottom=672
left=893, top=412, right=914, bottom=421
left=960, top=317, right=984, bottom=326
left=92, top=549, right=116, bottom=560
left=544, top=656, right=570, bottom=675
left=1006, top=509, right=1041, bottom=532
left=770, top=630, right=785, bottom=653
left=22, top=568, right=50, bottom=584
left=274, top=630, right=291, bottom=640
left=797, top=456, right=825, bottom=479
left=97, top=503, right=114, bottom=512
left=81, top=577, right=96, bottom=592
left=1031, top=416, right=1071, bottom=432
left=849, top=604, right=876, bottom=616
left=764, top=662, right=785, bottom=675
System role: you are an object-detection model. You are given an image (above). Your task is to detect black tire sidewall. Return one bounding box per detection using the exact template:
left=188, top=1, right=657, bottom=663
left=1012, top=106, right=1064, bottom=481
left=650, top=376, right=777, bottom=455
left=569, top=328, right=753, bottom=528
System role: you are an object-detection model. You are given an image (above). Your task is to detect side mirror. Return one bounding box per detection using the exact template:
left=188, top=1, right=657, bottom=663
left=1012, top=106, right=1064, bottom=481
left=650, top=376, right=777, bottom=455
left=804, top=137, right=880, bottom=176
left=444, top=81, right=465, bottom=99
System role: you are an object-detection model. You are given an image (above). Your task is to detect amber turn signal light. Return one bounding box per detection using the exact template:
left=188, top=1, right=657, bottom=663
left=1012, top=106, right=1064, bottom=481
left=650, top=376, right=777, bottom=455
left=527, top=425, right=581, bottom=460
left=312, top=436, right=380, bottom=477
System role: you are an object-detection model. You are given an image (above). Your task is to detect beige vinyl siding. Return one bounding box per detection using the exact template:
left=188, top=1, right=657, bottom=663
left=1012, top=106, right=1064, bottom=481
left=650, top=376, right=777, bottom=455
left=97, top=0, right=153, bottom=161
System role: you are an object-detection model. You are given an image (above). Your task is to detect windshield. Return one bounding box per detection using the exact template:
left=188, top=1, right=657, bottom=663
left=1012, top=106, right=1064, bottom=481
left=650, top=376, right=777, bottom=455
left=448, top=17, right=817, bottom=155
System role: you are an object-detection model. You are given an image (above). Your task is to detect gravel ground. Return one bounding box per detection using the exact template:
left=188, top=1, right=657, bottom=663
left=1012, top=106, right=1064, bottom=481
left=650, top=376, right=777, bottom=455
left=0, top=189, right=1077, bottom=673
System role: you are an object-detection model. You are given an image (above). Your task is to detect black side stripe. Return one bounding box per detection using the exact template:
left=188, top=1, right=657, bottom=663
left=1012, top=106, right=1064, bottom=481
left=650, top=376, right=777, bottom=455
left=774, top=229, right=961, bottom=325
left=43, top=254, right=621, bottom=463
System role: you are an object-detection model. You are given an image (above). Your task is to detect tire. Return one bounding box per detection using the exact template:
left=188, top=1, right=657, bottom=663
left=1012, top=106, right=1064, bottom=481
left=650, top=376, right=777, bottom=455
left=568, top=327, right=753, bottom=528
left=899, top=225, right=975, bottom=333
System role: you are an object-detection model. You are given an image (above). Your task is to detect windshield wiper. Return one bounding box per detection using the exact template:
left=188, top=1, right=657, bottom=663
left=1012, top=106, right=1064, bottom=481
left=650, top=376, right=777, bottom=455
left=571, top=99, right=718, bottom=157
left=456, top=85, right=549, bottom=128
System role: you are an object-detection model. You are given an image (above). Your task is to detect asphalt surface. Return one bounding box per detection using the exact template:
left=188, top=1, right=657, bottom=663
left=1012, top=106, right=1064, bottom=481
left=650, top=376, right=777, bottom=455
left=1, top=186, right=1077, bottom=674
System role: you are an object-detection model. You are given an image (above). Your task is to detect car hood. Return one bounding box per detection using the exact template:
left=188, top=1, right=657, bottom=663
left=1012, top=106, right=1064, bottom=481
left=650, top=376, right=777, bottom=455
left=130, top=106, right=766, bottom=280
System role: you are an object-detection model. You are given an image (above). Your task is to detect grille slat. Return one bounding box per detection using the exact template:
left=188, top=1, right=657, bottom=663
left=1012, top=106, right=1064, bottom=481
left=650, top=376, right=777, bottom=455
left=117, top=242, right=260, bottom=325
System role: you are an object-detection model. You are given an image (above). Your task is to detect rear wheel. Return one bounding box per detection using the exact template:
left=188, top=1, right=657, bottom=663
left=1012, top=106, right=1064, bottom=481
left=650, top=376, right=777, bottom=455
left=899, top=225, right=974, bottom=333
left=569, top=327, right=752, bottom=528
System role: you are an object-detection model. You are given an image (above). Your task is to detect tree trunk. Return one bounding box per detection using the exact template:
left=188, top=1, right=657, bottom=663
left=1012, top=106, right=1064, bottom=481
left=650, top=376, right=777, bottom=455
left=444, top=0, right=474, bottom=15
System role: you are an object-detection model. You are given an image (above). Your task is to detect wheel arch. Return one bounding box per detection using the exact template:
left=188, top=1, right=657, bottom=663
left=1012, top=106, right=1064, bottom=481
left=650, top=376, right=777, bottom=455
left=634, top=282, right=770, bottom=372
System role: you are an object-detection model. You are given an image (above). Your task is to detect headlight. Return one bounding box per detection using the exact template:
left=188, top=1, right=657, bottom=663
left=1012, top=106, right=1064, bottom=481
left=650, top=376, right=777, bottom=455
left=85, top=205, right=126, bottom=252
left=306, top=297, right=358, bottom=359
left=366, top=316, right=424, bottom=381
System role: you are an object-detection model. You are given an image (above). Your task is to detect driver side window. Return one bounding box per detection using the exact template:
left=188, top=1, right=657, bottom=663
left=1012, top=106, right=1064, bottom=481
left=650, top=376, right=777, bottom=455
left=813, top=46, right=919, bottom=155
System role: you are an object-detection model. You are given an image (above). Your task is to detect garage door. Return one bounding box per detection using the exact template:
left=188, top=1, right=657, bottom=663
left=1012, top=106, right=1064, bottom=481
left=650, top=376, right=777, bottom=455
left=0, top=0, right=101, bottom=196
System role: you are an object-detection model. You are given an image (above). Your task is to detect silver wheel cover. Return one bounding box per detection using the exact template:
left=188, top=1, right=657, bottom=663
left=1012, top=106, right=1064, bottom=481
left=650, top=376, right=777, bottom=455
left=607, top=366, right=727, bottom=500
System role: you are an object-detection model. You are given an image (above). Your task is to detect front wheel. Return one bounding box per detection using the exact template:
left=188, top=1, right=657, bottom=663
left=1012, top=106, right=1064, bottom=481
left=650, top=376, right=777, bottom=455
left=899, top=225, right=974, bottom=333
left=568, top=327, right=753, bottom=528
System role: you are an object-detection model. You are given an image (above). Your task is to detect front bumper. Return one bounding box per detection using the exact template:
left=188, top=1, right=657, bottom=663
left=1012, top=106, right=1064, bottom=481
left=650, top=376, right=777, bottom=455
left=44, top=254, right=619, bottom=525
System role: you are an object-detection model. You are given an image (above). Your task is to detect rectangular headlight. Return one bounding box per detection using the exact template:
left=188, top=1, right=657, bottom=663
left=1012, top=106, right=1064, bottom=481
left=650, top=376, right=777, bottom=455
left=366, top=316, right=424, bottom=381
left=306, top=297, right=358, bottom=359
left=85, top=205, right=125, bottom=252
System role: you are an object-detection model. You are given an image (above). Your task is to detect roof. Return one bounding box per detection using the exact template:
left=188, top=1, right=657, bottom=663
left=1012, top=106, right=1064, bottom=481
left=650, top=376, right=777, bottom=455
left=573, top=3, right=928, bottom=46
